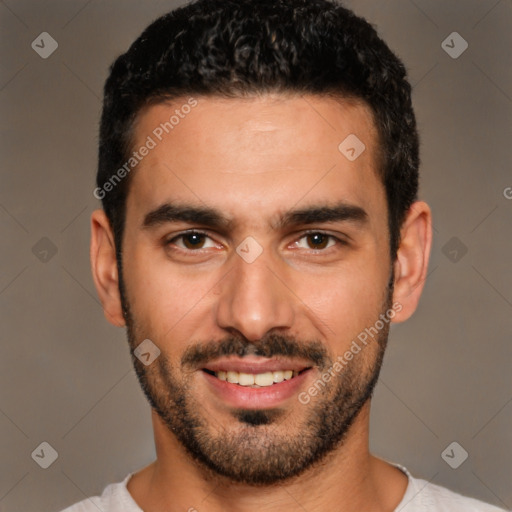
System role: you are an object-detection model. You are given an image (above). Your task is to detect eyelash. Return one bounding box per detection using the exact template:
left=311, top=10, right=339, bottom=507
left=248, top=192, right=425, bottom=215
left=164, top=229, right=348, bottom=255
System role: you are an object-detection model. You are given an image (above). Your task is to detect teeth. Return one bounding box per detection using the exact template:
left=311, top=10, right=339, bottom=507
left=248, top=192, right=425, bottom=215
left=238, top=372, right=255, bottom=386
left=273, top=371, right=284, bottom=383
left=226, top=371, right=239, bottom=384
left=254, top=372, right=274, bottom=387
left=213, top=369, right=299, bottom=386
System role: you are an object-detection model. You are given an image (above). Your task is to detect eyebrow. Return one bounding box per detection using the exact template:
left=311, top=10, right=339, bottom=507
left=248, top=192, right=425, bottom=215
left=142, top=201, right=368, bottom=231
left=274, top=202, right=368, bottom=230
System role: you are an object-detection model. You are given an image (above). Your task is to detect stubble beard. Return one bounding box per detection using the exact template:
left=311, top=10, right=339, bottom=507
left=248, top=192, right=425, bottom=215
left=119, top=272, right=393, bottom=486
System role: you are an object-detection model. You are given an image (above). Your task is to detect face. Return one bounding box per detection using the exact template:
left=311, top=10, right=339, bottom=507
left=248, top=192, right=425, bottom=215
left=118, top=94, right=394, bottom=485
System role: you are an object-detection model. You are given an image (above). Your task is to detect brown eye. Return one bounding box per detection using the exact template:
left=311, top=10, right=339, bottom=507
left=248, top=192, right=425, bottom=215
left=168, top=231, right=217, bottom=251
left=181, top=232, right=206, bottom=249
left=292, top=232, right=341, bottom=252
left=305, top=233, right=331, bottom=250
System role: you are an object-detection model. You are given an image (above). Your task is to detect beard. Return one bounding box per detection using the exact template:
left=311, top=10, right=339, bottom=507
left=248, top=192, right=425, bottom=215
left=119, top=271, right=394, bottom=486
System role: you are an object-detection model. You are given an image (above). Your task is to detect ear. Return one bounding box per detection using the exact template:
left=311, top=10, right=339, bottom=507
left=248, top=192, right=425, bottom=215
left=90, top=209, right=126, bottom=327
left=391, top=201, right=432, bottom=323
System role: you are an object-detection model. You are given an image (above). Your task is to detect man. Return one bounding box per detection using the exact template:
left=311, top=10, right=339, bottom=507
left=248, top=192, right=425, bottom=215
left=62, top=0, right=507, bottom=510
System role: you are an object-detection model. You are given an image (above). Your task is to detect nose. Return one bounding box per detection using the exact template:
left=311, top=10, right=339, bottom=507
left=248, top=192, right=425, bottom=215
left=215, top=245, right=295, bottom=342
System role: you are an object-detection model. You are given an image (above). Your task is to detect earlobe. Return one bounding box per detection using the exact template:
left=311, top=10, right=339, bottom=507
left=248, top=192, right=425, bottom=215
left=90, top=209, right=126, bottom=327
left=391, top=201, right=432, bottom=323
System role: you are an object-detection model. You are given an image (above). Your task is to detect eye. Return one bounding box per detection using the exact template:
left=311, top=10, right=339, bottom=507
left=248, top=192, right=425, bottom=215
left=294, top=232, right=338, bottom=251
left=167, top=231, right=218, bottom=251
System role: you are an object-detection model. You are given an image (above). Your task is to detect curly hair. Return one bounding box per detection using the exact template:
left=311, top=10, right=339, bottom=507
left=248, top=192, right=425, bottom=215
left=97, top=0, right=419, bottom=262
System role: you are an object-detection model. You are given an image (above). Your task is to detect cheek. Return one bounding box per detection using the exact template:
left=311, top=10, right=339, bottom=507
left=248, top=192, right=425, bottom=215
left=121, top=242, right=220, bottom=340
left=292, top=257, right=388, bottom=343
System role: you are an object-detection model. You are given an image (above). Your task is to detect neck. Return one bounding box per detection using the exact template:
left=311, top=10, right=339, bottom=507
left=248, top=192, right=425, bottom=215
left=128, top=402, right=408, bottom=512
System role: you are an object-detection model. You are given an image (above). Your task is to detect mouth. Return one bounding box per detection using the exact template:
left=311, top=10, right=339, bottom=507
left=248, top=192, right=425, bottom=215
left=200, top=358, right=314, bottom=409
left=202, top=368, right=310, bottom=387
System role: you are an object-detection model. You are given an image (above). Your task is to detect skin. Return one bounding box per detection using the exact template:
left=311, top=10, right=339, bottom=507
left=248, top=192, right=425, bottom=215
left=90, top=94, right=432, bottom=511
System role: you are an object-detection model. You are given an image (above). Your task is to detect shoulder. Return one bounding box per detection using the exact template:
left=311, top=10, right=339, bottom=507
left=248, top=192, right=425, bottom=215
left=57, top=474, right=141, bottom=512
left=395, top=465, right=509, bottom=512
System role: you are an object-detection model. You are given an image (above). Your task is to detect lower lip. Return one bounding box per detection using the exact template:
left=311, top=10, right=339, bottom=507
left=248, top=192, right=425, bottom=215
left=202, top=369, right=312, bottom=409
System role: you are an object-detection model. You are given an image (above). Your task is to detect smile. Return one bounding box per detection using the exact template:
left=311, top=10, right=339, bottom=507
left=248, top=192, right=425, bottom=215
left=200, top=358, right=314, bottom=409
left=203, top=369, right=309, bottom=387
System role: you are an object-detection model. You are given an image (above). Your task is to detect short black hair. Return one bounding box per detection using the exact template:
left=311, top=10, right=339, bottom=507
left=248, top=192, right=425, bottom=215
left=97, top=0, right=419, bottom=262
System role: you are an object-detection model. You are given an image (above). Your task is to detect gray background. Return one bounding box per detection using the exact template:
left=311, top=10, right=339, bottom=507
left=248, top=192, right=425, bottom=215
left=0, top=1, right=511, bottom=511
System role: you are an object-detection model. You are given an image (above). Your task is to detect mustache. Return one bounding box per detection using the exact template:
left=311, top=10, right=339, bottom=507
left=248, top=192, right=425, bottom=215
left=181, top=332, right=329, bottom=369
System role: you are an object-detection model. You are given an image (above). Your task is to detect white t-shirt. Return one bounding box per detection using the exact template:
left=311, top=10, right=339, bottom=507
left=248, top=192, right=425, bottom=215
left=59, top=464, right=508, bottom=512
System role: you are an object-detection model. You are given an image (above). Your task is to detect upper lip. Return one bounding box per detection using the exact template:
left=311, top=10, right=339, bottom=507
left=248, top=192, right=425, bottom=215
left=202, top=356, right=313, bottom=374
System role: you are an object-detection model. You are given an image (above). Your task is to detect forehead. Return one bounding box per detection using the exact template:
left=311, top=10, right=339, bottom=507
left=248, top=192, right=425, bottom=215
left=126, top=94, right=385, bottom=225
